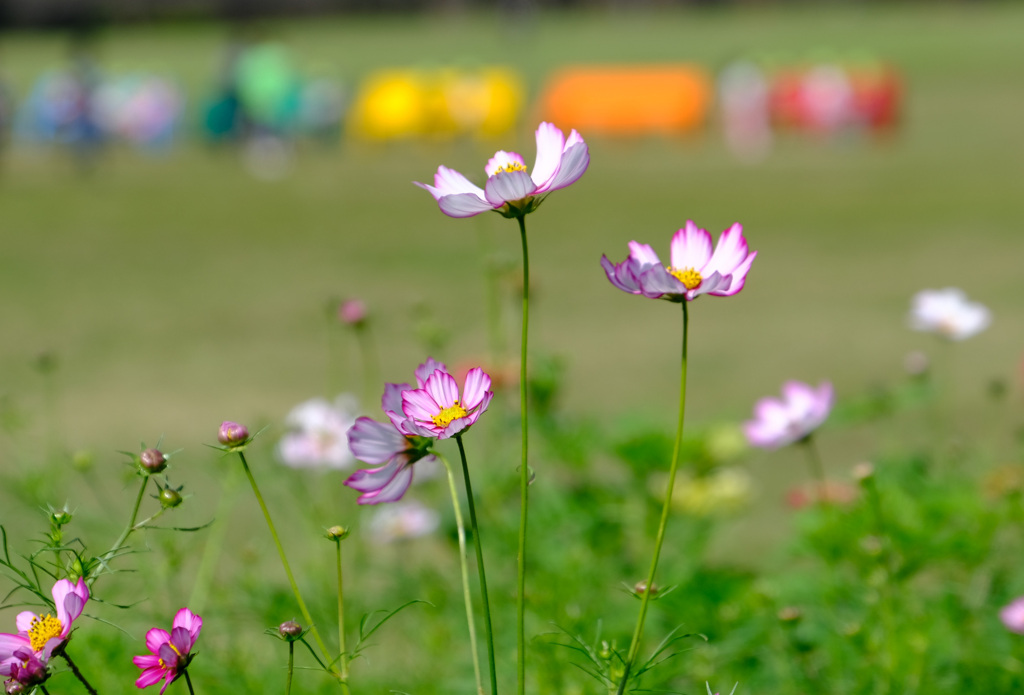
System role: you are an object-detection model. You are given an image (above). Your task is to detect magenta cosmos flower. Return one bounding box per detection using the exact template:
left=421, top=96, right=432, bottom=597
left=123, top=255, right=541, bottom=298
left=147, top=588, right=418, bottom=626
left=415, top=121, right=589, bottom=218
left=602, top=221, right=757, bottom=302
left=344, top=359, right=445, bottom=505
left=133, top=607, right=202, bottom=694
left=0, top=577, right=89, bottom=680
left=744, top=381, right=834, bottom=449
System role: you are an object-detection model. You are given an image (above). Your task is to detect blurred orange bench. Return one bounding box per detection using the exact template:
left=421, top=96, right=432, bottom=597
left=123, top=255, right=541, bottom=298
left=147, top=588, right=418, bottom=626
left=537, top=65, right=711, bottom=136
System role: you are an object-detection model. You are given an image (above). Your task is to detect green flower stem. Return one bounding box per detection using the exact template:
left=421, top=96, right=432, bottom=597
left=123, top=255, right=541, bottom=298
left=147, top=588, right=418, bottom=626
left=515, top=213, right=530, bottom=695
left=800, top=436, right=828, bottom=505
left=89, top=474, right=149, bottom=587
left=40, top=686, right=51, bottom=695
left=456, top=435, right=499, bottom=695
left=236, top=451, right=336, bottom=679
left=184, top=668, right=196, bottom=695
left=616, top=300, right=690, bottom=695
left=334, top=539, right=350, bottom=692
left=60, top=650, right=98, bottom=695
left=286, top=642, right=295, bottom=695
left=438, top=452, right=485, bottom=695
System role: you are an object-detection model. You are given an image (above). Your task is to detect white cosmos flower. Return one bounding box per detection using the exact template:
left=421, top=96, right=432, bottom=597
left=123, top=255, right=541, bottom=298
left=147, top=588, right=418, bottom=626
left=909, top=288, right=990, bottom=341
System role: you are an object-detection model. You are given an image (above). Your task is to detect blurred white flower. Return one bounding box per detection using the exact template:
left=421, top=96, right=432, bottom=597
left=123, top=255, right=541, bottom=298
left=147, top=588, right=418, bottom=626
left=909, top=288, right=990, bottom=340
left=367, top=501, right=440, bottom=543
left=277, top=395, right=359, bottom=470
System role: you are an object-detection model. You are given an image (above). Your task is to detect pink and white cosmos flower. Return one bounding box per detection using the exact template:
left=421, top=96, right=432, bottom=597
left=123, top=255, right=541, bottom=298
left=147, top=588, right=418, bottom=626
left=397, top=367, right=494, bottom=440
left=602, top=221, right=756, bottom=302
left=345, top=360, right=445, bottom=505
left=415, top=121, right=589, bottom=219
left=133, top=607, right=202, bottom=694
left=744, top=381, right=834, bottom=449
left=0, top=577, right=89, bottom=680
left=909, top=288, right=990, bottom=341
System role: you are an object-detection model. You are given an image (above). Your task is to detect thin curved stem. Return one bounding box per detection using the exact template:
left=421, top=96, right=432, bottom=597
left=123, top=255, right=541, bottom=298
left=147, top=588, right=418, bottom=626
left=89, top=475, right=148, bottom=587
left=515, top=213, right=530, bottom=695
left=456, top=435, right=498, bottom=695
left=438, top=453, right=485, bottom=695
left=616, top=300, right=690, bottom=695
left=335, top=540, right=350, bottom=693
left=60, top=650, right=98, bottom=695
left=184, top=667, right=196, bottom=695
left=236, top=451, right=336, bottom=678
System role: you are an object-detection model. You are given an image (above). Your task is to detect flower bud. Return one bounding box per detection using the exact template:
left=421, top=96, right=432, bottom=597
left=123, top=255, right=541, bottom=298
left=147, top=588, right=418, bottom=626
left=278, top=620, right=303, bottom=641
left=338, top=299, right=367, bottom=327
left=326, top=525, right=349, bottom=541
left=777, top=606, right=802, bottom=623
left=49, top=508, right=73, bottom=526
left=140, top=448, right=167, bottom=474
left=852, top=462, right=875, bottom=482
left=5, top=680, right=25, bottom=694
left=633, top=580, right=658, bottom=596
left=218, top=421, right=249, bottom=446
left=904, top=350, right=929, bottom=378
left=159, top=488, right=183, bottom=509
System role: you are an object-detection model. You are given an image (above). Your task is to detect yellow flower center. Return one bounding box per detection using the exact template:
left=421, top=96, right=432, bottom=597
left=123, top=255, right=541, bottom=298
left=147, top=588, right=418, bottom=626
left=668, top=267, right=702, bottom=290
left=495, top=162, right=527, bottom=174
left=432, top=400, right=468, bottom=428
left=28, top=613, right=63, bottom=652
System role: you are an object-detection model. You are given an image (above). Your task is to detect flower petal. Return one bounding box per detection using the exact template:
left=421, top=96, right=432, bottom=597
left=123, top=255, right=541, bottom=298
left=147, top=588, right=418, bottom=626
left=529, top=122, right=565, bottom=188
left=135, top=666, right=167, bottom=689
left=0, top=634, right=29, bottom=662
left=438, top=192, right=495, bottom=218
left=172, top=608, right=202, bottom=643
left=461, top=368, right=492, bottom=410
left=402, top=388, right=441, bottom=423
left=419, top=165, right=485, bottom=199
left=708, top=252, right=756, bottom=296
left=348, top=417, right=406, bottom=465
left=484, top=170, right=536, bottom=207
left=638, top=264, right=686, bottom=299
left=345, top=457, right=405, bottom=493
left=423, top=371, right=460, bottom=410
left=540, top=139, right=589, bottom=193
left=15, top=612, right=36, bottom=634
left=356, top=464, right=415, bottom=505
left=669, top=221, right=713, bottom=271
left=414, top=358, right=448, bottom=388
left=627, top=241, right=663, bottom=267
left=702, top=223, right=751, bottom=277
left=145, top=628, right=171, bottom=655
left=601, top=255, right=642, bottom=294
left=381, top=382, right=411, bottom=414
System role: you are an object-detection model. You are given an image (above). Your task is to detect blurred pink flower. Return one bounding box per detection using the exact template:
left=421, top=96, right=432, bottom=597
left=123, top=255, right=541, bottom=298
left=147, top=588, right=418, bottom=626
left=397, top=367, right=493, bottom=440
left=415, top=121, right=589, bottom=218
left=0, top=577, right=89, bottom=680
left=602, top=221, right=756, bottom=302
left=744, top=381, right=833, bottom=449
left=277, top=395, right=358, bottom=470
left=368, top=501, right=441, bottom=543
left=345, top=360, right=444, bottom=505
left=909, top=288, right=990, bottom=340
left=1001, top=597, right=1024, bottom=634
left=133, top=607, right=202, bottom=694
left=338, top=298, right=367, bottom=327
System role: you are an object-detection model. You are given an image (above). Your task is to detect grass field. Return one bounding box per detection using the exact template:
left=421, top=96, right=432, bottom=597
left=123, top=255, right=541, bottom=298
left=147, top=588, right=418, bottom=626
left=2, top=4, right=1024, bottom=693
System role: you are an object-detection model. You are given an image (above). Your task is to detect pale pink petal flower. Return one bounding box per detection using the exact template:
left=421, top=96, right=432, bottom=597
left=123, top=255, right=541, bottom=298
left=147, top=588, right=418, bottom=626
left=602, top=221, right=756, bottom=302
left=277, top=395, right=358, bottom=470
left=416, top=121, right=589, bottom=219
left=368, top=501, right=441, bottom=543
left=744, top=381, right=834, bottom=449
left=909, top=288, right=990, bottom=340
left=1001, top=597, right=1024, bottom=634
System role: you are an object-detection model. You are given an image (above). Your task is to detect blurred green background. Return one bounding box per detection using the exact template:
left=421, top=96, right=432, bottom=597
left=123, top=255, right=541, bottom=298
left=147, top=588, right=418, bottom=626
left=1, top=3, right=1023, bottom=693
